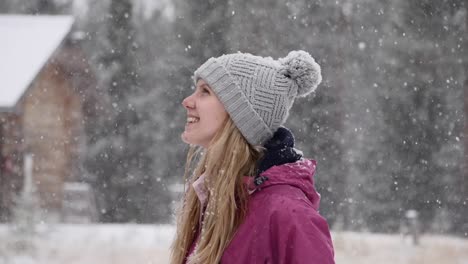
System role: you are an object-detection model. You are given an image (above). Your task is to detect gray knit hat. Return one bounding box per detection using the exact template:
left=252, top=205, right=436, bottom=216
left=194, top=50, right=322, bottom=146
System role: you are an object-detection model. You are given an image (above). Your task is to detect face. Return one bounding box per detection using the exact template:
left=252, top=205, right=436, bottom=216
left=181, top=79, right=228, bottom=148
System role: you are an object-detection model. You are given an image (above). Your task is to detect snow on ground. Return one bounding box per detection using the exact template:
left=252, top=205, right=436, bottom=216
left=1, top=224, right=467, bottom=264
left=0, top=224, right=174, bottom=264
left=333, top=231, right=468, bottom=264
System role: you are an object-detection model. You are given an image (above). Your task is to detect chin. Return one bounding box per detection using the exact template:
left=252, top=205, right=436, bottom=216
left=181, top=131, right=212, bottom=148
left=181, top=132, right=191, bottom=144
left=181, top=133, right=198, bottom=146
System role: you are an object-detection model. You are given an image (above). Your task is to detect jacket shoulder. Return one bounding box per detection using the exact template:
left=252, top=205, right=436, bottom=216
left=263, top=187, right=328, bottom=233
left=251, top=183, right=315, bottom=213
left=267, top=192, right=335, bottom=263
left=223, top=186, right=335, bottom=264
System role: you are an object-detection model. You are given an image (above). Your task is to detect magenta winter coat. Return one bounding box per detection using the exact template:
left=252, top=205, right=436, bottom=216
left=187, top=159, right=335, bottom=264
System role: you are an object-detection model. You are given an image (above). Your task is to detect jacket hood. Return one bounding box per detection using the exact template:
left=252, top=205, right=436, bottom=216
left=259, top=159, right=321, bottom=210
left=256, top=126, right=303, bottom=175
left=251, top=126, right=320, bottom=210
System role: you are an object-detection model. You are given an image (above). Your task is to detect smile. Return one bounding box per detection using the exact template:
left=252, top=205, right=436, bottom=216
left=187, top=117, right=200, bottom=123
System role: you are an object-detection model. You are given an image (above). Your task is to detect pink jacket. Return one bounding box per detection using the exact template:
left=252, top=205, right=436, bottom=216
left=221, top=159, right=335, bottom=264
left=187, top=159, right=335, bottom=264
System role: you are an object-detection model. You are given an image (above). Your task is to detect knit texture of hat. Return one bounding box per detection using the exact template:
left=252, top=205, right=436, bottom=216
left=194, top=50, right=322, bottom=146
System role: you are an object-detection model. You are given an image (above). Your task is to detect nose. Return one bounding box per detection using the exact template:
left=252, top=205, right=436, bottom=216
left=182, top=93, right=195, bottom=109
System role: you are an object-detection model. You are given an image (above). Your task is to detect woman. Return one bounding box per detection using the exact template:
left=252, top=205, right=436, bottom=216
left=171, top=50, right=335, bottom=264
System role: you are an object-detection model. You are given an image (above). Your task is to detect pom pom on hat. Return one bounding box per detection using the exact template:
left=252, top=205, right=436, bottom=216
left=279, top=50, right=322, bottom=97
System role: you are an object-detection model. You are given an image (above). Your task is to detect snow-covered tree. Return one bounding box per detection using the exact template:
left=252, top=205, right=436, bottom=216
left=82, top=0, right=158, bottom=222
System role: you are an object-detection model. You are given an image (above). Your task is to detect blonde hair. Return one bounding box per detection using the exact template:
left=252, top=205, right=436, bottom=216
left=170, top=118, right=263, bottom=264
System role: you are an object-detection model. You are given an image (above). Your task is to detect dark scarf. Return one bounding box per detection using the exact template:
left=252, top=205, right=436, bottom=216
left=254, top=127, right=303, bottom=185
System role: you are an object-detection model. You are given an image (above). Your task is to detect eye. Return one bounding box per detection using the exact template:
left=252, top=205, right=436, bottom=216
left=201, top=87, right=210, bottom=95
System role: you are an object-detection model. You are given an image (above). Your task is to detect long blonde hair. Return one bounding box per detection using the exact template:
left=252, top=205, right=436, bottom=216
left=170, top=118, right=263, bottom=264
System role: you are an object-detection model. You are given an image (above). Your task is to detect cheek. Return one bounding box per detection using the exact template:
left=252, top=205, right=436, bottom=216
left=212, top=106, right=228, bottom=127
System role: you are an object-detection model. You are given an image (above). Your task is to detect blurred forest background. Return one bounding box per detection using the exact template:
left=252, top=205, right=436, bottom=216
left=0, top=0, right=466, bottom=237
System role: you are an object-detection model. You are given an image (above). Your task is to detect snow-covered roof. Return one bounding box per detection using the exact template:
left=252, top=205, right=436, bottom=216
left=0, top=15, right=74, bottom=110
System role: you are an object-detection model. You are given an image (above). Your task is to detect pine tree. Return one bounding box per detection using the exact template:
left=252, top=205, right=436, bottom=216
left=83, top=0, right=154, bottom=222
left=461, top=0, right=468, bottom=236
left=372, top=0, right=466, bottom=232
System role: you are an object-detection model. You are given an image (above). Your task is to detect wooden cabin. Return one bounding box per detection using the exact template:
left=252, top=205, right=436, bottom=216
left=0, top=15, right=95, bottom=221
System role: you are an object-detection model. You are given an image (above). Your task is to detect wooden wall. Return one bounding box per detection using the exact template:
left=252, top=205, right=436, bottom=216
left=20, top=58, right=85, bottom=214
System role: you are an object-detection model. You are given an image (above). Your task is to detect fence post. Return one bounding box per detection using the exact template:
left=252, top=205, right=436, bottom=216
left=405, top=209, right=420, bottom=245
